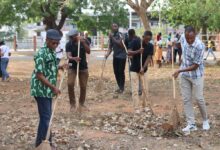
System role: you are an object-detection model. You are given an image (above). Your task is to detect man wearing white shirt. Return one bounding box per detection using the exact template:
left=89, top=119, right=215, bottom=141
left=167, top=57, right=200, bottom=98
left=0, top=41, right=11, bottom=81
left=55, top=43, right=64, bottom=65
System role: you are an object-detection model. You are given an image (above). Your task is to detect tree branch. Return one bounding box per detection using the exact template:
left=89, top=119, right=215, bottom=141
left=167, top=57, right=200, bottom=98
left=127, top=0, right=139, bottom=11
left=57, top=7, right=68, bottom=30
left=141, top=0, right=154, bottom=9
left=135, top=0, right=139, bottom=6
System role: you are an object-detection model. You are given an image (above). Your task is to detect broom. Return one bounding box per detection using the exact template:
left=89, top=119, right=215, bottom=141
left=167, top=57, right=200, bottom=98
left=169, top=47, right=180, bottom=129
left=76, top=33, right=81, bottom=87
left=95, top=41, right=109, bottom=93
left=119, top=34, right=133, bottom=96
left=139, top=39, right=154, bottom=114
left=34, top=64, right=67, bottom=150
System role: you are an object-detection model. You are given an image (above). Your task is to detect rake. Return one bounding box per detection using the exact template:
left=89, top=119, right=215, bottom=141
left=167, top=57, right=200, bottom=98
left=169, top=47, right=180, bottom=129
left=140, top=39, right=154, bottom=114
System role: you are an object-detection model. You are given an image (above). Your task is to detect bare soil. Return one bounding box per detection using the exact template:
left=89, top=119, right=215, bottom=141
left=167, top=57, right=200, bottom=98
left=0, top=52, right=220, bottom=150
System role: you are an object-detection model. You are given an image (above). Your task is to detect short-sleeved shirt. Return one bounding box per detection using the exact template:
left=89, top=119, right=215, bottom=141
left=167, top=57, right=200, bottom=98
left=207, top=41, right=212, bottom=48
left=128, top=37, right=154, bottom=73
left=66, top=41, right=88, bottom=70
left=0, top=45, right=10, bottom=58
left=110, top=32, right=127, bottom=59
left=180, top=34, right=205, bottom=79
left=86, top=37, right=92, bottom=45
left=31, top=45, right=58, bottom=98
left=56, top=44, right=64, bottom=59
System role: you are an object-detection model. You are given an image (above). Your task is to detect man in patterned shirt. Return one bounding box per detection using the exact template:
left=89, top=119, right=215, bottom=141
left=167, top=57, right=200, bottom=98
left=31, top=29, right=66, bottom=149
left=173, top=26, right=210, bottom=133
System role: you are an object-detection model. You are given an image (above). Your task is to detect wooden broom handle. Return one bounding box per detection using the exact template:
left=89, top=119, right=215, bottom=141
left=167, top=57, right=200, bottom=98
left=119, top=34, right=132, bottom=68
left=45, top=61, right=68, bottom=141
left=171, top=47, right=176, bottom=99
left=140, top=38, right=143, bottom=70
left=100, top=41, right=109, bottom=79
left=76, top=33, right=80, bottom=87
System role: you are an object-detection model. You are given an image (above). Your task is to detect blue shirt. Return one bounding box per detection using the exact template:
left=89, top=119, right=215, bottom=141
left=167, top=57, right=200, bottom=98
left=180, top=34, right=205, bottom=79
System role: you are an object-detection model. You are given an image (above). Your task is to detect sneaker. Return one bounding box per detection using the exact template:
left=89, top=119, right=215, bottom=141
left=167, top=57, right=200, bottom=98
left=203, top=120, right=210, bottom=130
left=182, top=124, right=197, bottom=132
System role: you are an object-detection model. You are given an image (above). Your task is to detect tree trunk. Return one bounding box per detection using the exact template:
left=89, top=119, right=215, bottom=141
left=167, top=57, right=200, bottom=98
left=43, top=14, right=67, bottom=35
left=43, top=16, right=57, bottom=31
left=138, top=9, right=151, bottom=30
left=201, top=26, right=207, bottom=42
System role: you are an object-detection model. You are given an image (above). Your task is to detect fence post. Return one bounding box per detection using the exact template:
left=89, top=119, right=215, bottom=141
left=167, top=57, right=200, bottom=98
left=13, top=35, right=17, bottom=51
left=33, top=36, right=37, bottom=51
left=101, top=34, right=104, bottom=51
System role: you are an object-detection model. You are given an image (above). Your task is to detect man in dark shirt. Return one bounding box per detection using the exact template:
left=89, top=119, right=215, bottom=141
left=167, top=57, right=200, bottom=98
left=105, top=23, right=127, bottom=93
left=66, top=29, right=91, bottom=112
left=84, top=31, right=92, bottom=46
left=127, top=30, right=154, bottom=110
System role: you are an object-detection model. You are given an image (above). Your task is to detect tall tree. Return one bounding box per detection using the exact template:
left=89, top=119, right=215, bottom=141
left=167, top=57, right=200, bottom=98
left=0, top=0, right=128, bottom=34
left=162, top=0, right=220, bottom=35
left=126, top=0, right=155, bottom=30
left=0, top=0, right=88, bottom=32
left=87, top=0, right=128, bottom=33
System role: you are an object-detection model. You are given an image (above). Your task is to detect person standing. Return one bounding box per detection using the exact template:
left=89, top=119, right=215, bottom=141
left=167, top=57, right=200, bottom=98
left=84, top=31, right=92, bottom=45
left=166, top=35, right=172, bottom=64
left=105, top=23, right=127, bottom=93
left=155, top=38, right=163, bottom=67
left=127, top=30, right=154, bottom=110
left=0, top=41, right=11, bottom=81
left=66, top=29, right=90, bottom=112
left=173, top=33, right=182, bottom=64
left=55, top=43, right=64, bottom=65
left=30, top=29, right=66, bottom=148
left=204, top=37, right=216, bottom=60
left=0, top=61, right=1, bottom=78
left=173, top=26, right=210, bottom=133
left=84, top=31, right=91, bottom=63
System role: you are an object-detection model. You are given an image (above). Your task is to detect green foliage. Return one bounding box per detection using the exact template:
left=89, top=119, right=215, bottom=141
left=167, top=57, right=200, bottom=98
left=162, top=0, right=220, bottom=32
left=77, top=0, right=128, bottom=33
left=0, top=0, right=128, bottom=34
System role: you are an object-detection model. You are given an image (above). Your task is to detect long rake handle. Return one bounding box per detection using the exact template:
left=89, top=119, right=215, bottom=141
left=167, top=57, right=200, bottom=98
left=171, top=47, right=176, bottom=99
left=119, top=34, right=131, bottom=65
left=45, top=65, right=67, bottom=141
left=76, top=34, right=80, bottom=87
left=100, top=59, right=107, bottom=79
left=100, top=40, right=110, bottom=80
left=119, top=34, right=133, bottom=95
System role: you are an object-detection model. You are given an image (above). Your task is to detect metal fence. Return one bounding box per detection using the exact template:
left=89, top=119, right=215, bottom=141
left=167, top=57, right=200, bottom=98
left=4, top=33, right=220, bottom=51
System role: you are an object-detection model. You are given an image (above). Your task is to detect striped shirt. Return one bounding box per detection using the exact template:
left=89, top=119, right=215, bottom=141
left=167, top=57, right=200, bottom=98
left=180, top=34, right=205, bottom=79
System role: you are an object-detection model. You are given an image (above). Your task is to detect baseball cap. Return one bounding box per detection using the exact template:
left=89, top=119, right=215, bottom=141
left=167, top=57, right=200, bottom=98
left=67, top=29, right=79, bottom=37
left=46, top=29, right=62, bottom=40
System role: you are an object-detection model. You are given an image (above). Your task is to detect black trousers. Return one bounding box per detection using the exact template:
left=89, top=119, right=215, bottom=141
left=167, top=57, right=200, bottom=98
left=0, top=59, right=2, bottom=77
left=173, top=48, right=182, bottom=63
left=113, top=57, right=126, bottom=91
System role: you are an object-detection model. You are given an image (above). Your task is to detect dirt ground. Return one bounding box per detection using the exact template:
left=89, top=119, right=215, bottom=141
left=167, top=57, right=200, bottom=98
left=0, top=51, right=220, bottom=150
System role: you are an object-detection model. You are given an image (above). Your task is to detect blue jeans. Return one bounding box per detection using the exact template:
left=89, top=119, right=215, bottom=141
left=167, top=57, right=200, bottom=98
left=1, top=58, right=9, bottom=80
left=35, top=97, right=52, bottom=147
